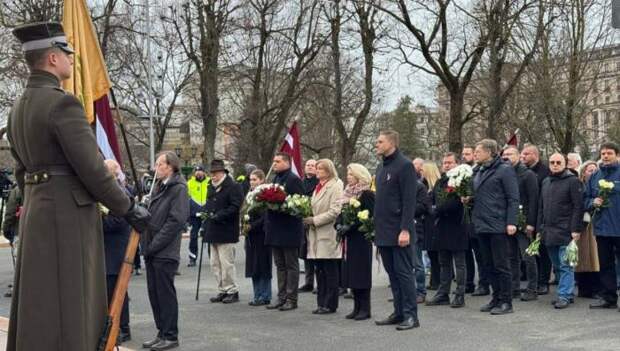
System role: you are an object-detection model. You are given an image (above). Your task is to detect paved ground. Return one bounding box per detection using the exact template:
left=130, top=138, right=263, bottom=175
left=0, top=238, right=618, bottom=351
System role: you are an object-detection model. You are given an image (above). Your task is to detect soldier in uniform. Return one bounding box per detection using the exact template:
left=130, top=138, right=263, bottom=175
left=7, top=22, right=150, bottom=351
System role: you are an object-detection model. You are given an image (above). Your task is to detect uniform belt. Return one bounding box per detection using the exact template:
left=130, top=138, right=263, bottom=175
left=24, top=166, right=76, bottom=185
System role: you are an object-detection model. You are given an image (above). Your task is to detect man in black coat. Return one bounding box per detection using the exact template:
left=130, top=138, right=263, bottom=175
left=427, top=152, right=469, bottom=308
left=265, top=152, right=305, bottom=311
left=502, top=146, right=539, bottom=301
left=521, top=143, right=553, bottom=294
left=462, top=146, right=488, bottom=295
left=373, top=130, right=419, bottom=331
left=142, top=151, right=189, bottom=351
left=537, top=153, right=583, bottom=309
left=300, top=159, right=318, bottom=292
left=203, top=160, right=244, bottom=304
left=467, top=139, right=519, bottom=315
left=103, top=160, right=133, bottom=344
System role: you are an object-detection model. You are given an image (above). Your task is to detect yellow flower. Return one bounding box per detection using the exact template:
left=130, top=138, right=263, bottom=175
left=349, top=198, right=361, bottom=208
left=357, top=210, right=369, bottom=221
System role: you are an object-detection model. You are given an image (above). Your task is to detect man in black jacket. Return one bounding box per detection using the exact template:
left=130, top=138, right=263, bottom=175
left=265, top=152, right=305, bottom=311
left=537, top=153, right=583, bottom=309
left=462, top=145, right=489, bottom=296
left=300, top=159, right=318, bottom=292
left=502, top=146, right=539, bottom=301
left=467, top=139, right=519, bottom=315
left=142, top=151, right=189, bottom=351
left=373, top=130, right=419, bottom=331
left=521, top=143, right=553, bottom=295
left=203, top=160, right=244, bottom=304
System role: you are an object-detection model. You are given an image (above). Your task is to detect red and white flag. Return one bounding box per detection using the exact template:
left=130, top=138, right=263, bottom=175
left=505, top=128, right=520, bottom=147
left=279, top=121, right=304, bottom=178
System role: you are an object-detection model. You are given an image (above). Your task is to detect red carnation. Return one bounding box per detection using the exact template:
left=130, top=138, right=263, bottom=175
left=446, top=187, right=455, bottom=193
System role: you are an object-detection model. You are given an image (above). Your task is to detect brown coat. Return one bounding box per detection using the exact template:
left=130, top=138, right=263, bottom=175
left=307, top=178, right=344, bottom=259
left=6, top=70, right=131, bottom=351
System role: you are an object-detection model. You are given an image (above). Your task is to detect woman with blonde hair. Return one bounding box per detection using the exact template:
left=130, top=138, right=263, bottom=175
left=420, top=160, right=441, bottom=290
left=337, top=163, right=375, bottom=320
left=303, top=159, right=344, bottom=314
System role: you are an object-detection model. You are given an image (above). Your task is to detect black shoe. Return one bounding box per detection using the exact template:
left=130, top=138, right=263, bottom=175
left=551, top=298, right=574, bottom=306
left=537, top=286, right=549, bottom=295
left=553, top=299, right=570, bottom=309
left=589, top=299, right=618, bottom=309
left=346, top=309, right=359, bottom=319
left=187, top=259, right=196, bottom=267
left=299, top=284, right=314, bottom=292
left=315, top=307, right=335, bottom=315
left=513, top=290, right=521, bottom=298
left=425, top=294, right=450, bottom=306
left=375, top=313, right=403, bottom=326
left=471, top=287, right=490, bottom=296
left=312, top=288, right=318, bottom=294
left=354, top=312, right=371, bottom=320
left=396, top=316, right=420, bottom=331
left=210, top=293, right=226, bottom=303
left=266, top=300, right=285, bottom=310
left=142, top=337, right=161, bottom=348
left=465, top=285, right=476, bottom=294
left=344, top=292, right=354, bottom=299
left=151, top=339, right=179, bottom=351
left=339, top=288, right=347, bottom=296
left=279, top=301, right=298, bottom=311
left=480, top=300, right=499, bottom=312
left=249, top=300, right=270, bottom=306
left=174, top=271, right=181, bottom=276
left=549, top=278, right=559, bottom=286
left=118, top=331, right=131, bottom=343
left=450, top=295, right=465, bottom=308
left=520, top=290, right=538, bottom=301
left=222, top=292, right=239, bottom=304
left=490, top=303, right=513, bottom=315
left=134, top=268, right=142, bottom=276
left=4, top=289, right=11, bottom=298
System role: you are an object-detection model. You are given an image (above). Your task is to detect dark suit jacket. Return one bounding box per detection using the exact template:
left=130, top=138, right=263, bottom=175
left=264, top=169, right=305, bottom=247
left=374, top=149, right=417, bottom=247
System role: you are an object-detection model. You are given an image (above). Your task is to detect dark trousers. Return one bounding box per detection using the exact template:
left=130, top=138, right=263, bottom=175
left=537, top=245, right=552, bottom=287
left=438, top=250, right=466, bottom=296
left=427, top=250, right=440, bottom=288
left=188, top=217, right=202, bottom=260
left=380, top=246, right=418, bottom=319
left=304, top=259, right=316, bottom=287
left=352, top=288, right=371, bottom=316
left=478, top=233, right=512, bottom=304
left=314, top=259, right=340, bottom=311
left=272, top=247, right=300, bottom=303
left=134, top=245, right=142, bottom=270
left=470, top=237, right=490, bottom=288
left=575, top=272, right=602, bottom=298
left=509, top=233, right=538, bottom=293
left=146, top=258, right=179, bottom=341
left=465, top=249, right=476, bottom=289
left=106, top=274, right=130, bottom=333
left=596, top=236, right=620, bottom=303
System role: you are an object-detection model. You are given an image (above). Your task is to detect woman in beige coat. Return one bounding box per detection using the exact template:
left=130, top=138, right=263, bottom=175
left=303, top=159, right=344, bottom=314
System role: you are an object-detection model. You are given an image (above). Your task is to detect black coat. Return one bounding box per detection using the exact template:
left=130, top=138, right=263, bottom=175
left=529, top=161, right=550, bottom=188
left=432, top=176, right=469, bottom=251
left=514, top=162, right=539, bottom=229
left=143, top=173, right=190, bottom=262
left=264, top=169, right=305, bottom=247
left=245, top=211, right=272, bottom=278
left=374, top=149, right=417, bottom=246
left=341, top=190, right=374, bottom=289
left=103, top=212, right=131, bottom=275
left=537, top=170, right=583, bottom=247
left=472, top=156, right=520, bottom=234
left=415, top=181, right=434, bottom=250
left=202, top=176, right=244, bottom=244
left=303, top=175, right=319, bottom=196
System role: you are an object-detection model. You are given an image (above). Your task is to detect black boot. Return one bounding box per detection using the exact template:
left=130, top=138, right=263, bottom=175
left=354, top=289, right=371, bottom=320
left=450, top=294, right=465, bottom=308
left=346, top=292, right=359, bottom=319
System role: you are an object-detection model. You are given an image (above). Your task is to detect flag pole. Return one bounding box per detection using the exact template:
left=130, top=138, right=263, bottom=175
left=110, top=88, right=142, bottom=198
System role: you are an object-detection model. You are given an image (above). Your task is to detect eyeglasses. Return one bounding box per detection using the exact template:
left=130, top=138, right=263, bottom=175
left=549, top=161, right=563, bottom=165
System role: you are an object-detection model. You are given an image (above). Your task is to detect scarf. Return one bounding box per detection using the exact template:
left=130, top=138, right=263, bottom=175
left=338, top=183, right=370, bottom=205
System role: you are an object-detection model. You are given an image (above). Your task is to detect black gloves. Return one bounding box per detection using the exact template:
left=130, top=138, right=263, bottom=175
left=124, top=201, right=151, bottom=233
left=335, top=224, right=352, bottom=241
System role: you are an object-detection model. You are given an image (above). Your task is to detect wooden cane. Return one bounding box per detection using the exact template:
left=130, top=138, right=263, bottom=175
left=98, top=229, right=140, bottom=351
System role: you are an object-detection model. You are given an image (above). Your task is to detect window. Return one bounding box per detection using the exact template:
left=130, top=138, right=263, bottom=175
left=593, top=111, right=599, bottom=130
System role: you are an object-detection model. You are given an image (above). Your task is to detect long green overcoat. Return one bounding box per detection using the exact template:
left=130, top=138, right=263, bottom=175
left=6, top=70, right=131, bottom=351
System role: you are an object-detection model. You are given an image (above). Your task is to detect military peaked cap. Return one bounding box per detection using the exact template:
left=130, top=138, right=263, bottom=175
left=12, top=22, right=74, bottom=54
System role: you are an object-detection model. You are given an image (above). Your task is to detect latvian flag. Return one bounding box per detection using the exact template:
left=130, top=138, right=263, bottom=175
left=62, top=0, right=122, bottom=164
left=279, top=122, right=304, bottom=178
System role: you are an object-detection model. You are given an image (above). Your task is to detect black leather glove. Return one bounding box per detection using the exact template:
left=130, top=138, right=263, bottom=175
left=124, top=201, right=151, bottom=233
